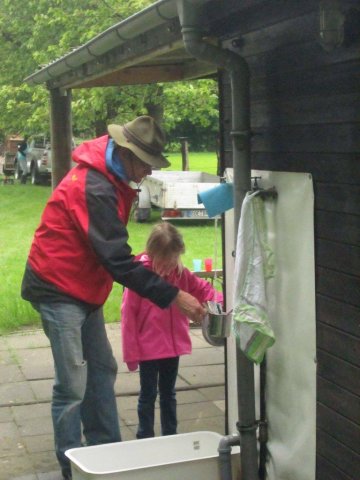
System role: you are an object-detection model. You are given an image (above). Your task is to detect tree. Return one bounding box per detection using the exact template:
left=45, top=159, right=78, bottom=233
left=0, top=0, right=218, bottom=148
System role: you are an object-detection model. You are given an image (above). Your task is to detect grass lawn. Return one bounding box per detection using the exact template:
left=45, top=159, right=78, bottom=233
left=0, top=151, right=222, bottom=334
left=165, top=151, right=218, bottom=174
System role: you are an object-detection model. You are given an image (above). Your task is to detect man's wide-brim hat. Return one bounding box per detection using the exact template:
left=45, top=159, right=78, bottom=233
left=108, top=116, right=170, bottom=168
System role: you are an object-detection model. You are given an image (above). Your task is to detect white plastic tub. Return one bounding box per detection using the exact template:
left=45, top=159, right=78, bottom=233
left=65, top=431, right=240, bottom=480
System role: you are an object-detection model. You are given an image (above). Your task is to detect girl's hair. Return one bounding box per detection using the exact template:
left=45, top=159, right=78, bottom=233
left=146, top=222, right=185, bottom=259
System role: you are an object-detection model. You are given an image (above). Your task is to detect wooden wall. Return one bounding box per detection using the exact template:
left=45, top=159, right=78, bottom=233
left=215, top=1, right=360, bottom=478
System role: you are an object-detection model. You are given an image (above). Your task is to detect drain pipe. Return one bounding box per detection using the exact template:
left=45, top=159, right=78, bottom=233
left=176, top=2, right=258, bottom=480
left=218, top=434, right=241, bottom=480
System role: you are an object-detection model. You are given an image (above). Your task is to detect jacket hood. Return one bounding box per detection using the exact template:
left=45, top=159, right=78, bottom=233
left=136, top=252, right=182, bottom=282
left=72, top=135, right=109, bottom=177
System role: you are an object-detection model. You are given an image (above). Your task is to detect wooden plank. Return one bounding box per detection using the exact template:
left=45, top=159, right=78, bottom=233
left=250, top=60, right=360, bottom=100
left=317, top=429, right=360, bottom=479
left=317, top=295, right=360, bottom=337
left=316, top=239, right=360, bottom=277
left=318, top=323, right=359, bottom=366
left=317, top=403, right=360, bottom=453
left=315, top=211, right=360, bottom=246
left=222, top=11, right=318, bottom=57
left=250, top=93, right=360, bottom=127
left=316, top=454, right=353, bottom=480
left=251, top=153, right=360, bottom=186
left=77, top=65, right=189, bottom=87
left=221, top=1, right=359, bottom=56
left=317, top=351, right=360, bottom=398
left=245, top=40, right=360, bottom=79
left=317, top=267, right=360, bottom=307
left=49, top=89, right=73, bottom=189
left=210, top=0, right=316, bottom=37
left=317, top=376, right=359, bottom=424
left=251, top=123, right=360, bottom=154
left=316, top=184, right=360, bottom=216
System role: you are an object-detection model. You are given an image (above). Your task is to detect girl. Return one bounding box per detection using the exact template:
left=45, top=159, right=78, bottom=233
left=121, top=222, right=222, bottom=439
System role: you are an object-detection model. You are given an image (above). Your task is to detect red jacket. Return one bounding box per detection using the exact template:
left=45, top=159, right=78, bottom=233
left=24, top=135, right=178, bottom=307
left=121, top=253, right=223, bottom=367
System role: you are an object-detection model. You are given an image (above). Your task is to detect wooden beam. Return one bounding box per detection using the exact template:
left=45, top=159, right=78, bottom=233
left=74, top=62, right=216, bottom=88
left=49, top=88, right=73, bottom=189
left=76, top=65, right=186, bottom=87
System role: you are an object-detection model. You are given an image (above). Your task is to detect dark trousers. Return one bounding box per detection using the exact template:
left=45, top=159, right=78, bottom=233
left=137, top=357, right=179, bottom=439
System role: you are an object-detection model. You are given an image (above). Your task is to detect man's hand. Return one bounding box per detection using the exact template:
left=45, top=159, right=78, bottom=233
left=173, top=290, right=206, bottom=323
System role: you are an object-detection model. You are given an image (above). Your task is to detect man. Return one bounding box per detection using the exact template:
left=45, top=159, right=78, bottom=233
left=21, top=116, right=205, bottom=480
left=17, top=136, right=28, bottom=184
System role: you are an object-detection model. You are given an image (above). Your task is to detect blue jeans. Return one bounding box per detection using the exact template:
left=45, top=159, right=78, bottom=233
left=32, top=301, right=120, bottom=478
left=136, top=357, right=179, bottom=439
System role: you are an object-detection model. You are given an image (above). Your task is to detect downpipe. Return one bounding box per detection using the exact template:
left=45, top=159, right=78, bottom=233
left=176, top=2, right=258, bottom=480
left=218, top=434, right=241, bottom=480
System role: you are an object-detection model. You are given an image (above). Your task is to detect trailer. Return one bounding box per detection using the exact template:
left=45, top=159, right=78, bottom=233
left=134, top=170, right=220, bottom=221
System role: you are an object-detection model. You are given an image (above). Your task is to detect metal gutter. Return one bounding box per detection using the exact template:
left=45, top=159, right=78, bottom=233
left=24, top=0, right=210, bottom=87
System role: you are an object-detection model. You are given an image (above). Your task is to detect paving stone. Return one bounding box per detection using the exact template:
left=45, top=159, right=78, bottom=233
left=17, top=416, right=53, bottom=437
left=21, top=434, right=54, bottom=454
left=213, top=400, right=226, bottom=412
left=0, top=382, right=36, bottom=405
left=180, top=348, right=224, bottom=366
left=0, top=348, right=15, bottom=365
left=0, top=406, right=12, bottom=423
left=119, top=406, right=139, bottom=426
left=179, top=364, right=226, bottom=386
left=29, top=379, right=53, bottom=402
left=0, top=364, right=26, bottom=383
left=0, top=326, right=226, bottom=479
left=176, top=389, right=207, bottom=404
left=177, top=401, right=224, bottom=421
left=5, top=332, right=50, bottom=350
left=16, top=349, right=54, bottom=380
left=0, top=337, right=8, bottom=352
left=30, top=451, right=58, bottom=475
left=178, top=416, right=226, bottom=435
left=198, top=385, right=226, bottom=401
left=117, top=395, right=138, bottom=411
left=115, top=372, right=140, bottom=395
left=37, top=471, right=63, bottom=480
left=120, top=425, right=137, bottom=441
left=0, top=422, right=25, bottom=459
left=11, top=474, right=37, bottom=480
left=11, top=403, right=51, bottom=423
left=190, top=334, right=214, bottom=349
left=0, top=455, right=35, bottom=480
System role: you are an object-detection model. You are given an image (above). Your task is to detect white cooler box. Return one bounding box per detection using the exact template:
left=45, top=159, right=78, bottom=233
left=65, top=431, right=240, bottom=480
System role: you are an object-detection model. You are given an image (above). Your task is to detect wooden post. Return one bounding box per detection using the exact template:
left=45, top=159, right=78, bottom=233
left=179, top=137, right=189, bottom=171
left=49, top=88, right=73, bottom=189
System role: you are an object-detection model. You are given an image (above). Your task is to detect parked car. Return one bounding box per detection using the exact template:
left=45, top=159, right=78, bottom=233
left=14, top=135, right=49, bottom=184
left=14, top=136, right=76, bottom=185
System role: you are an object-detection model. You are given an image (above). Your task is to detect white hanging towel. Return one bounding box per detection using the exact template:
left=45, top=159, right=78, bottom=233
left=232, top=190, right=275, bottom=363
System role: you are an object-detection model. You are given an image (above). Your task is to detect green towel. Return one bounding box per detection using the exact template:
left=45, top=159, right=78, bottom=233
left=232, top=191, right=275, bottom=364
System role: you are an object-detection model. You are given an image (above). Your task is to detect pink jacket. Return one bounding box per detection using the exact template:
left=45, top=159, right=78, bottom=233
left=121, top=253, right=223, bottom=369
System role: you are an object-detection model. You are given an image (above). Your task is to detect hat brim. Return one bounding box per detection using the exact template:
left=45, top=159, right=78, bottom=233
left=107, top=124, right=170, bottom=168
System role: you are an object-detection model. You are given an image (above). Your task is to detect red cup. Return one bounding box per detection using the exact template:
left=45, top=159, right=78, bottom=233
left=204, top=258, right=213, bottom=272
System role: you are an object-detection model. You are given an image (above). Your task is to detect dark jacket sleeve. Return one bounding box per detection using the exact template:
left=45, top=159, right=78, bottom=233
left=86, top=170, right=178, bottom=308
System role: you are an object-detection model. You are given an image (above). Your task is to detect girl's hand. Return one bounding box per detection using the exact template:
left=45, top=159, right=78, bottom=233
left=127, top=362, right=138, bottom=372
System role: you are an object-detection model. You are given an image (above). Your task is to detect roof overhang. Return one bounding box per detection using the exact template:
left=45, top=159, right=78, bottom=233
left=24, top=0, right=219, bottom=90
